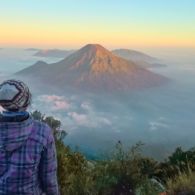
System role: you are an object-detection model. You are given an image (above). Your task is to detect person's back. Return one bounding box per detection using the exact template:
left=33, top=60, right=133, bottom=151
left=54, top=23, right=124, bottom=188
left=0, top=80, right=59, bottom=195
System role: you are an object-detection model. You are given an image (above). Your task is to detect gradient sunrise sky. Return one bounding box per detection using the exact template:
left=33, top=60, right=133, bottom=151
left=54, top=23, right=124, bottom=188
left=0, top=0, right=195, bottom=49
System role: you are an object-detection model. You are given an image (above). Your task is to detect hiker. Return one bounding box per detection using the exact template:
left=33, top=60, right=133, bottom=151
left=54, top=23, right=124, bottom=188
left=0, top=80, right=59, bottom=194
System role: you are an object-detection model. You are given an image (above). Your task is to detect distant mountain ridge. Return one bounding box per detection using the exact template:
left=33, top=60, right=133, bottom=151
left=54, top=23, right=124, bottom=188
left=112, top=49, right=166, bottom=68
left=30, top=47, right=166, bottom=68
left=112, top=49, right=156, bottom=62
left=17, top=44, right=168, bottom=92
left=25, top=48, right=40, bottom=51
left=34, top=49, right=75, bottom=58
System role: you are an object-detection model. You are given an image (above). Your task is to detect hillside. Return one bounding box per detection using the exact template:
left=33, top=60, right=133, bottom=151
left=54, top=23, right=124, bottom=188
left=33, top=110, right=195, bottom=195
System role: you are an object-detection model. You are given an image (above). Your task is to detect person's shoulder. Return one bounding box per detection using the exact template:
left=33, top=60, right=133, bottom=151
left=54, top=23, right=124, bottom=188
left=32, top=119, right=51, bottom=132
left=30, top=119, right=53, bottom=145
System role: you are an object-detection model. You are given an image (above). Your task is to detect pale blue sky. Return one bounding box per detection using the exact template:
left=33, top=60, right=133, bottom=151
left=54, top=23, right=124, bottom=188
left=0, top=0, right=195, bottom=48
left=1, top=0, right=195, bottom=23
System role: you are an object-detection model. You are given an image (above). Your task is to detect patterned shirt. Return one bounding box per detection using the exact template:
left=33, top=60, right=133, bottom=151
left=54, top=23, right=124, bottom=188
left=0, top=113, right=59, bottom=195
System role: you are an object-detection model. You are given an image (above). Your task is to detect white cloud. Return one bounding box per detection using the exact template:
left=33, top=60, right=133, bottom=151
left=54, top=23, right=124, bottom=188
left=81, top=101, right=92, bottom=111
left=98, top=117, right=112, bottom=126
left=37, top=94, right=71, bottom=111
left=149, top=117, right=168, bottom=131
left=68, top=111, right=112, bottom=128
left=68, top=112, right=88, bottom=126
left=33, top=95, right=113, bottom=130
left=38, top=95, right=64, bottom=102
left=53, top=100, right=70, bottom=110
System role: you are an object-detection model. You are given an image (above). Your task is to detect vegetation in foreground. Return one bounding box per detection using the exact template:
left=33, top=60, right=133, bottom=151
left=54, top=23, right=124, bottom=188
left=32, top=111, right=195, bottom=195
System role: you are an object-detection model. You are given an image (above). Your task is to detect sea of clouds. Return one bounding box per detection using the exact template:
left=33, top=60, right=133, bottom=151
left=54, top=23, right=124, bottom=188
left=1, top=48, right=195, bottom=159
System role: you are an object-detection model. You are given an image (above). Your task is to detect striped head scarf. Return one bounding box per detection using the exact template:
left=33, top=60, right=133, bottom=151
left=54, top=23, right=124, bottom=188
left=0, top=80, right=31, bottom=111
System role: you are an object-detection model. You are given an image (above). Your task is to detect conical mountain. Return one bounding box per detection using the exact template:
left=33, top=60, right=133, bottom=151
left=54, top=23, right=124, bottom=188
left=53, top=44, right=138, bottom=73
left=17, top=44, right=168, bottom=92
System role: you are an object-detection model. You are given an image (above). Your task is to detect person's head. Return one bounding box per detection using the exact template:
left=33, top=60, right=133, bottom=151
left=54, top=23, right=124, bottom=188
left=0, top=79, right=31, bottom=112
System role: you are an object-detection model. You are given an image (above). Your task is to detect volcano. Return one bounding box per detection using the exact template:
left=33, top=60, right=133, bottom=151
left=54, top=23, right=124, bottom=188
left=17, top=44, right=168, bottom=92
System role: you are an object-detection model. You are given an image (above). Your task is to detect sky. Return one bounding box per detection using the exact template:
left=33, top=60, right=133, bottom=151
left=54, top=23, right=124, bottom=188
left=0, top=0, right=195, bottom=49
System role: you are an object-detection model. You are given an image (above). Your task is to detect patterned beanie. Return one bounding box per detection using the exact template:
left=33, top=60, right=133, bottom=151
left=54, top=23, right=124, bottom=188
left=0, top=80, right=31, bottom=111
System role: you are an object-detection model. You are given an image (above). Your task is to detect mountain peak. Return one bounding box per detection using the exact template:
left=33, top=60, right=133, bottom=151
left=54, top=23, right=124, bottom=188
left=76, top=44, right=111, bottom=57
left=82, top=44, right=107, bottom=51
left=61, top=43, right=133, bottom=74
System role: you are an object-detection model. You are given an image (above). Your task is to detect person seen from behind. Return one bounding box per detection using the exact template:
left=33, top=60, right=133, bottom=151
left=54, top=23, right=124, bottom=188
left=0, top=79, right=59, bottom=195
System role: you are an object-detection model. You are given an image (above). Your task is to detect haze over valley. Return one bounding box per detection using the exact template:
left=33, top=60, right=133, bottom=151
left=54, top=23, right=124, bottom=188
left=1, top=1, right=195, bottom=194
left=0, top=46, right=195, bottom=159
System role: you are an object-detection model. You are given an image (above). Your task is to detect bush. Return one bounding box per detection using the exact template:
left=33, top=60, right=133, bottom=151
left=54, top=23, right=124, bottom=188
left=167, top=171, right=195, bottom=195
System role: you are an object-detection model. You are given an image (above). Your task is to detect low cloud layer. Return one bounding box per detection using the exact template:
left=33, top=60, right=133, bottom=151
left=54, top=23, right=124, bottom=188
left=32, top=94, right=112, bottom=131
left=37, top=95, right=71, bottom=111
left=149, top=117, right=169, bottom=131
